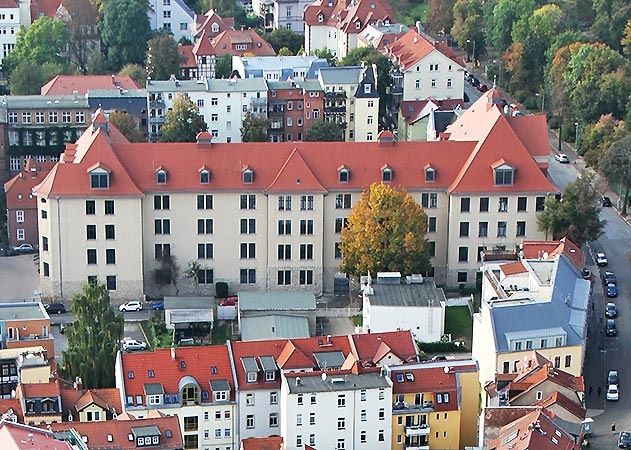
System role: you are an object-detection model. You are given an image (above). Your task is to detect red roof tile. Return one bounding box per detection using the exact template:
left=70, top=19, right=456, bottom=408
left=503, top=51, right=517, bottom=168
left=265, top=148, right=327, bottom=193
left=0, top=398, right=23, bottom=423
left=384, top=29, right=464, bottom=71
left=351, top=331, right=417, bottom=364
left=179, top=44, right=196, bottom=68
left=533, top=391, right=586, bottom=420
left=491, top=409, right=578, bottom=450
left=241, top=436, right=284, bottom=450
left=230, top=339, right=289, bottom=391
left=0, top=0, right=17, bottom=7
left=193, top=28, right=275, bottom=58
left=521, top=238, right=584, bottom=270
left=121, top=346, right=234, bottom=403
left=501, top=261, right=527, bottom=276
left=19, top=381, right=60, bottom=399
left=0, top=421, right=72, bottom=450
left=304, top=0, right=394, bottom=34
left=193, top=9, right=234, bottom=39
left=40, top=75, right=139, bottom=96
left=4, top=161, right=55, bottom=209
left=30, top=0, right=62, bottom=20
left=507, top=115, right=550, bottom=159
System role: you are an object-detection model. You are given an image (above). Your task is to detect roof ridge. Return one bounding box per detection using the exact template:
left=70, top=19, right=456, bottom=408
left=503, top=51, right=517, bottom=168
left=265, top=147, right=327, bottom=193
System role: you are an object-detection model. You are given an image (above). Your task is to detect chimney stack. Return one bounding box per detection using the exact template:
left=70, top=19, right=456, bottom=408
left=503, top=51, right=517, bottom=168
left=170, top=346, right=176, bottom=360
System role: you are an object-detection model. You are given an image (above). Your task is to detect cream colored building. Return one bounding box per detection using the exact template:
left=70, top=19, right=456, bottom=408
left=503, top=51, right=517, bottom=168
left=34, top=91, right=556, bottom=300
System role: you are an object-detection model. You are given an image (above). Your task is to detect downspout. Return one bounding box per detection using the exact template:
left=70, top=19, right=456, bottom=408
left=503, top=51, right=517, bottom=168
left=55, top=197, right=63, bottom=299
left=226, top=340, right=239, bottom=449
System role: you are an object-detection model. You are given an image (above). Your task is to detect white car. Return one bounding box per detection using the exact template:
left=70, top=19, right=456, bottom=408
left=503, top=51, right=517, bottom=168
left=607, top=384, right=619, bottom=401
left=119, top=301, right=143, bottom=312
left=122, top=338, right=148, bottom=352
left=596, top=252, right=608, bottom=266
left=554, top=153, right=569, bottom=163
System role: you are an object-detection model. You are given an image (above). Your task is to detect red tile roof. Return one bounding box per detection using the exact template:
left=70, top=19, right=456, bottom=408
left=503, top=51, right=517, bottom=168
left=490, top=409, right=578, bottom=450
left=241, top=436, right=284, bottom=450
left=193, top=28, right=275, bottom=58
left=4, top=161, right=55, bottom=209
left=41, top=75, right=139, bottom=96
left=121, top=346, right=234, bottom=403
left=178, top=44, right=196, bottom=68
left=384, top=29, right=464, bottom=71
left=507, top=115, right=550, bottom=159
left=193, top=9, right=235, bottom=39
left=521, top=238, right=585, bottom=270
left=533, top=391, right=586, bottom=420
left=304, top=0, right=394, bottom=34
left=30, top=0, right=62, bottom=20
left=509, top=358, right=584, bottom=401
left=230, top=339, right=289, bottom=391
left=0, top=421, right=72, bottom=450
left=50, top=416, right=183, bottom=449
left=501, top=261, right=527, bottom=276
left=391, top=366, right=456, bottom=394
left=351, top=331, right=417, bottom=364
left=0, top=398, right=23, bottom=423
left=60, top=387, right=122, bottom=416
left=0, top=0, right=17, bottom=7
left=19, top=381, right=61, bottom=399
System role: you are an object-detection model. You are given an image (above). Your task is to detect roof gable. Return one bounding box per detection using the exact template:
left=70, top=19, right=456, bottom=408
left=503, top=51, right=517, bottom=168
left=265, top=148, right=327, bottom=193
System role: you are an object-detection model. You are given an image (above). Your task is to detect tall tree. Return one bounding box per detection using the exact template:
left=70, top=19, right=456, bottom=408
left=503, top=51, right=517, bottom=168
left=240, top=111, right=269, bottom=142
left=622, top=19, right=631, bottom=58
left=600, top=135, right=631, bottom=214
left=9, top=61, right=64, bottom=95
left=313, top=48, right=337, bottom=66
left=154, top=253, right=181, bottom=295
left=2, top=17, right=69, bottom=76
left=108, top=111, right=146, bottom=142
left=579, top=114, right=628, bottom=167
left=118, top=63, right=147, bottom=87
left=215, top=54, right=232, bottom=78
left=305, top=121, right=344, bottom=141
left=426, top=0, right=455, bottom=34
left=263, top=28, right=303, bottom=55
left=340, top=183, right=431, bottom=276
left=62, top=0, right=99, bottom=73
left=101, top=0, right=151, bottom=70
left=146, top=35, right=183, bottom=80
left=452, top=0, right=486, bottom=60
left=591, top=0, right=631, bottom=51
left=487, top=0, right=535, bottom=52
left=159, top=93, right=208, bottom=142
left=537, top=171, right=605, bottom=244
left=60, top=282, right=123, bottom=389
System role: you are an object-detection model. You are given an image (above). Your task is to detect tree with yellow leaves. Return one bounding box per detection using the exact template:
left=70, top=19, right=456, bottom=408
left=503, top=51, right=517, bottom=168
left=339, top=183, right=431, bottom=276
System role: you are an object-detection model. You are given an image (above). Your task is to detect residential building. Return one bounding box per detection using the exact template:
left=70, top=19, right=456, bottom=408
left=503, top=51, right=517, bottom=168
left=146, top=77, right=268, bottom=142
left=357, top=22, right=409, bottom=51
left=86, top=89, right=148, bottom=134
left=0, top=397, right=23, bottom=422
left=251, top=0, right=274, bottom=29
left=280, top=369, right=393, bottom=450
left=191, top=9, right=235, bottom=40
left=147, top=0, right=194, bottom=41
left=318, top=65, right=379, bottom=141
left=387, top=359, right=480, bottom=450
left=238, top=291, right=316, bottom=340
left=304, top=0, right=395, bottom=58
left=267, top=80, right=324, bottom=143
left=384, top=28, right=465, bottom=103
left=1, top=94, right=91, bottom=176
left=273, top=0, right=312, bottom=33
left=362, top=272, right=446, bottom=342
left=115, top=345, right=237, bottom=450
left=35, top=89, right=556, bottom=299
left=179, top=44, right=198, bottom=80
left=0, top=420, right=74, bottom=450
left=0, top=346, right=51, bottom=400
left=17, top=381, right=63, bottom=425
left=0, top=0, right=31, bottom=65
left=397, top=99, right=462, bottom=142
left=40, top=75, right=139, bottom=96
left=51, top=414, right=184, bottom=449
left=473, top=252, right=589, bottom=393
left=193, top=28, right=276, bottom=79
left=232, top=55, right=328, bottom=81
left=0, top=303, right=54, bottom=357
left=4, top=160, right=55, bottom=247
left=59, top=382, right=123, bottom=422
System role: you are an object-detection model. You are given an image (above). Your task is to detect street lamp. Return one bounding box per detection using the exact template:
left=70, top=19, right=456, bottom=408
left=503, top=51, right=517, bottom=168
left=574, top=121, right=580, bottom=153
left=492, top=59, right=503, bottom=87
left=535, top=92, right=545, bottom=112
left=467, top=39, right=476, bottom=66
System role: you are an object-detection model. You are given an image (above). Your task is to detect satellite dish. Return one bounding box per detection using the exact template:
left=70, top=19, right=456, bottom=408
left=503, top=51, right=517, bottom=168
left=443, top=366, right=449, bottom=374
left=542, top=252, right=549, bottom=260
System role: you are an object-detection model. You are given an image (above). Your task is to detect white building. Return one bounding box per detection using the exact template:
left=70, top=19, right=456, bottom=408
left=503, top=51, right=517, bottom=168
left=148, top=0, right=194, bottom=41
left=280, top=370, right=393, bottom=450
left=0, top=0, right=30, bottom=65
left=273, top=0, right=312, bottom=33
left=362, top=272, right=446, bottom=342
left=147, top=77, right=268, bottom=142
left=232, top=55, right=328, bottom=81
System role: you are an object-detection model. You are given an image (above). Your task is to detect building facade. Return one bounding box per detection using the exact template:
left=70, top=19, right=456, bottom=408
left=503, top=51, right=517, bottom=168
left=267, top=80, right=324, bottom=143
left=0, top=0, right=30, bottom=65
left=273, top=0, right=312, bottom=33
left=147, top=0, right=194, bottom=41
left=232, top=55, right=328, bottom=81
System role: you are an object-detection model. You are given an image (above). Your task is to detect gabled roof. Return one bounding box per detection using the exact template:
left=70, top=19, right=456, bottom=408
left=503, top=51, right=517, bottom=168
left=265, top=148, right=327, bottom=193
left=19, top=381, right=61, bottom=399
left=304, top=0, right=394, bottom=34
left=0, top=399, right=23, bottom=423
left=0, top=421, right=72, bottom=450
left=41, top=75, right=139, bottom=96
left=193, top=9, right=235, bottom=39
left=511, top=363, right=584, bottom=398
left=351, top=330, right=418, bottom=364
left=60, top=386, right=122, bottom=419
left=384, top=29, right=465, bottom=71
left=276, top=340, right=314, bottom=369
left=521, top=238, right=584, bottom=271
left=241, top=436, right=284, bottom=450
left=4, top=161, right=55, bottom=209
left=490, top=409, right=578, bottom=450
left=533, top=391, right=586, bottom=420
left=179, top=44, right=196, bottom=68
left=193, top=29, right=275, bottom=58
left=507, top=114, right=550, bottom=159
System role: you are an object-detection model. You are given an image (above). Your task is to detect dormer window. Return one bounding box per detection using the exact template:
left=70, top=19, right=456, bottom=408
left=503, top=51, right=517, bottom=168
left=90, top=169, right=110, bottom=189
left=364, top=84, right=371, bottom=94
left=199, top=169, right=210, bottom=184
left=318, top=13, right=324, bottom=22
left=211, top=23, right=219, bottom=33
left=242, top=168, right=254, bottom=184
left=424, top=166, right=436, bottom=182
left=156, top=169, right=167, bottom=184
left=247, top=371, right=257, bottom=383
left=381, top=166, right=393, bottom=182
left=492, top=160, right=515, bottom=186
left=265, top=371, right=276, bottom=381
left=355, top=20, right=361, bottom=29
left=338, top=167, right=349, bottom=183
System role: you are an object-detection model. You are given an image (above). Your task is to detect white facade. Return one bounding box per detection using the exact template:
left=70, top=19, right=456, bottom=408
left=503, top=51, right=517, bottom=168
left=0, top=0, right=29, bottom=65
left=232, top=55, right=325, bottom=81
left=237, top=388, right=282, bottom=440
left=273, top=0, right=311, bottom=33
left=402, top=50, right=465, bottom=101
left=305, top=24, right=338, bottom=56
left=280, top=372, right=393, bottom=450
left=148, top=0, right=194, bottom=41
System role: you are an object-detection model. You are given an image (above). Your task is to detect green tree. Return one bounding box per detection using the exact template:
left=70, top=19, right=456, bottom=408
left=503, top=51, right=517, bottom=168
left=184, top=261, right=204, bottom=295
left=622, top=19, right=631, bottom=58
left=118, top=63, right=147, bottom=87
left=601, top=135, right=631, bottom=214
left=487, top=0, right=535, bottom=52
left=154, top=253, right=181, bottom=295
left=2, top=17, right=69, bottom=76
left=580, top=114, right=628, bottom=167
left=87, top=52, right=111, bottom=74
left=426, top=0, right=455, bottom=34
left=263, top=28, right=303, bottom=55
left=591, top=0, right=631, bottom=50
left=278, top=47, right=293, bottom=56
left=240, top=111, right=269, bottom=142
left=146, top=35, right=182, bottom=80
left=340, top=183, right=431, bottom=276
left=101, top=0, right=151, bottom=70
left=159, top=93, right=208, bottom=142
left=215, top=53, right=232, bottom=78
left=108, top=111, right=146, bottom=142
left=9, top=60, right=64, bottom=95
left=60, top=282, right=123, bottom=389
left=63, top=0, right=99, bottom=73
left=305, top=121, right=344, bottom=141
left=452, top=0, right=486, bottom=60
left=314, top=48, right=337, bottom=66
left=537, top=171, right=605, bottom=244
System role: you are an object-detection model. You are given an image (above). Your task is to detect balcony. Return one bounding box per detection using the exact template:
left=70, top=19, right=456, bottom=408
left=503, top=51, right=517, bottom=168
left=324, top=106, right=346, bottom=113
left=405, top=424, right=430, bottom=437
left=149, top=99, right=165, bottom=108
left=393, top=401, right=434, bottom=414
left=325, top=92, right=347, bottom=99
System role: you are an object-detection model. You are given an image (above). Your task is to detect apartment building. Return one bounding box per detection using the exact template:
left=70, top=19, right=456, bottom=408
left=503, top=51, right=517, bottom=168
left=0, top=346, right=51, bottom=400
left=387, top=359, right=480, bottom=450
left=115, top=345, right=238, bottom=450
left=147, top=0, right=194, bottom=41
left=318, top=65, right=379, bottom=141
left=273, top=0, right=312, bottom=33
left=304, top=0, right=395, bottom=58
left=1, top=94, right=91, bottom=176
left=17, top=381, right=63, bottom=425
left=146, top=77, right=268, bottom=142
left=267, top=80, right=324, bottom=142
left=191, top=9, right=235, bottom=40
left=232, top=55, right=328, bottom=81
left=0, top=302, right=54, bottom=357
left=0, top=421, right=75, bottom=450
left=0, top=0, right=30, bottom=64
left=357, top=22, right=409, bottom=51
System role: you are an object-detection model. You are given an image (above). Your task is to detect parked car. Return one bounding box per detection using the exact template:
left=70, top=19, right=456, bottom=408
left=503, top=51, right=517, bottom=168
left=606, top=319, right=617, bottom=337
left=122, top=338, right=147, bottom=352
left=119, top=301, right=143, bottom=312
left=44, top=303, right=66, bottom=314
left=602, top=271, right=616, bottom=284
left=13, top=243, right=34, bottom=254
left=602, top=195, right=613, bottom=207
left=581, top=268, right=591, bottom=280
left=477, top=83, right=489, bottom=92
left=596, top=252, right=608, bottom=266
left=151, top=301, right=165, bottom=311
left=607, top=384, right=619, bottom=401
left=606, top=303, right=618, bottom=318
left=607, top=283, right=618, bottom=298
left=554, top=153, right=570, bottom=163
left=618, top=431, right=631, bottom=448
left=471, top=77, right=480, bottom=87
left=608, top=370, right=619, bottom=386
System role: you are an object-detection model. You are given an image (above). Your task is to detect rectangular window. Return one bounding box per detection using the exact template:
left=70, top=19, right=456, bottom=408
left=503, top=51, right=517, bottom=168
left=278, top=244, right=291, bottom=260
left=42, top=236, right=48, bottom=252
left=428, top=241, right=436, bottom=257
left=86, top=224, right=96, bottom=240
left=246, top=415, right=254, bottom=429
left=240, top=268, right=256, bottom=284
left=299, top=243, right=314, bottom=260
left=197, top=194, right=213, bottom=209
left=459, top=222, right=469, bottom=237
left=335, top=242, right=342, bottom=259
left=198, top=218, right=214, bottom=234
left=154, top=243, right=170, bottom=259
left=337, top=394, right=346, bottom=407
left=335, top=217, right=348, bottom=233
left=300, top=195, right=314, bottom=210
left=335, top=193, right=352, bottom=209
left=458, top=246, right=468, bottom=262
left=421, top=193, right=438, bottom=208
left=106, top=276, right=117, bottom=290
left=269, top=413, right=279, bottom=427
left=498, top=197, right=508, bottom=212
left=516, top=221, right=526, bottom=237
left=495, top=168, right=514, bottom=185
left=197, top=269, right=214, bottom=284
left=104, top=200, right=114, bottom=215
left=43, top=262, right=49, bottom=277
left=457, top=271, right=467, bottom=283
left=87, top=249, right=97, bottom=265
left=197, top=243, right=214, bottom=259
left=554, top=356, right=561, bottom=368
left=565, top=355, right=572, bottom=368
left=240, top=243, right=256, bottom=259
left=299, top=270, right=313, bottom=285
left=479, top=221, right=488, bottom=237
left=460, top=197, right=470, bottom=212
left=278, top=195, right=292, bottom=211
left=106, top=249, right=116, bottom=264
left=338, top=417, right=345, bottom=429
left=105, top=225, right=115, bottom=240
left=240, top=218, right=255, bottom=234
left=480, top=197, right=489, bottom=212
left=86, top=201, right=95, bottom=217
left=278, top=219, right=291, bottom=235
left=154, top=219, right=171, bottom=235
left=240, top=194, right=256, bottom=210
left=517, top=196, right=527, bottom=211
left=536, top=196, right=546, bottom=211
left=497, top=221, right=507, bottom=237
left=428, top=217, right=436, bottom=233
left=300, top=219, right=314, bottom=235
left=154, top=195, right=170, bottom=210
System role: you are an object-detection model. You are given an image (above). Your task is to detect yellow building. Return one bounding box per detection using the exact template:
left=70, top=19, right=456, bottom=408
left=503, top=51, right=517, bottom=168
left=389, top=359, right=479, bottom=450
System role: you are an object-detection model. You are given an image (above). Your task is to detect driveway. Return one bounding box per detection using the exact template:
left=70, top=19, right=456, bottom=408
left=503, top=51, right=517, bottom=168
left=0, top=254, right=40, bottom=301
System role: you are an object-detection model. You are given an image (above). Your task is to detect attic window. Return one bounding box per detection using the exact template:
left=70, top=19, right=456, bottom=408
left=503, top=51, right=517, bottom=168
left=355, top=20, right=361, bottom=29
left=211, top=23, right=219, bottom=33
left=156, top=169, right=167, bottom=184
left=364, top=84, right=371, bottom=94
left=128, top=434, right=134, bottom=441
left=127, top=371, right=134, bottom=379
left=318, top=13, right=324, bottom=22
left=89, top=169, right=110, bottom=189
left=200, top=169, right=210, bottom=184
left=247, top=371, right=257, bottom=383
left=395, top=373, right=404, bottom=382
left=381, top=167, right=393, bottom=182
left=148, top=369, right=155, bottom=378
left=107, top=435, right=113, bottom=442
left=180, top=360, right=187, bottom=369
left=405, top=372, right=414, bottom=381
left=425, top=167, right=436, bottom=182
left=242, top=168, right=254, bottom=184
left=202, top=390, right=209, bottom=399
left=338, top=167, right=349, bottom=183
left=211, top=366, right=218, bottom=374
left=494, top=167, right=514, bottom=186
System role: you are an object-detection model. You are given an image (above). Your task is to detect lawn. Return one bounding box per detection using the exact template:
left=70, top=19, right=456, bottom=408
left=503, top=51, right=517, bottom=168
left=444, top=306, right=473, bottom=341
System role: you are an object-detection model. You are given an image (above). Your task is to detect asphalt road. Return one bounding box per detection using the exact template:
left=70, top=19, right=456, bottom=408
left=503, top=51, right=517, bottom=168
left=0, top=254, right=40, bottom=301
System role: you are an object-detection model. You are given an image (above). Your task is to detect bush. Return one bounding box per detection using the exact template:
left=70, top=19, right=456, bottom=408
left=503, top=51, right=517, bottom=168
left=417, top=341, right=469, bottom=353
left=548, top=115, right=561, bottom=130
left=215, top=282, right=229, bottom=298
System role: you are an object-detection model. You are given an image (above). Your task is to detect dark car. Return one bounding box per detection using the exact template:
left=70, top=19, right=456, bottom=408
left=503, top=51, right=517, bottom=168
left=581, top=268, right=591, bottom=280
left=44, top=303, right=66, bottom=314
left=607, top=283, right=618, bottom=298
left=478, top=84, right=489, bottom=92
left=602, top=271, right=617, bottom=285
left=606, top=319, right=617, bottom=337
left=151, top=301, right=165, bottom=311
left=618, top=431, right=631, bottom=448
left=606, top=303, right=618, bottom=318
left=602, top=196, right=613, bottom=207
left=471, top=77, right=480, bottom=87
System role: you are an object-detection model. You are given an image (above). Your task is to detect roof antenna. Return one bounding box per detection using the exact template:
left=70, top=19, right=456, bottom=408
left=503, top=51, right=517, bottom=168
left=492, top=75, right=497, bottom=89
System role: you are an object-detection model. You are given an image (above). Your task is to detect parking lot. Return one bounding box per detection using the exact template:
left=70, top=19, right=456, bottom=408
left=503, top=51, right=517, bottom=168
left=0, top=254, right=40, bottom=301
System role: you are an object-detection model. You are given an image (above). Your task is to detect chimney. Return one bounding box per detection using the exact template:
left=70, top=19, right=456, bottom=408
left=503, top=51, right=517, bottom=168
left=415, top=20, right=421, bottom=34
left=111, top=74, right=115, bottom=86
left=170, top=346, right=176, bottom=360
left=73, top=377, right=83, bottom=391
